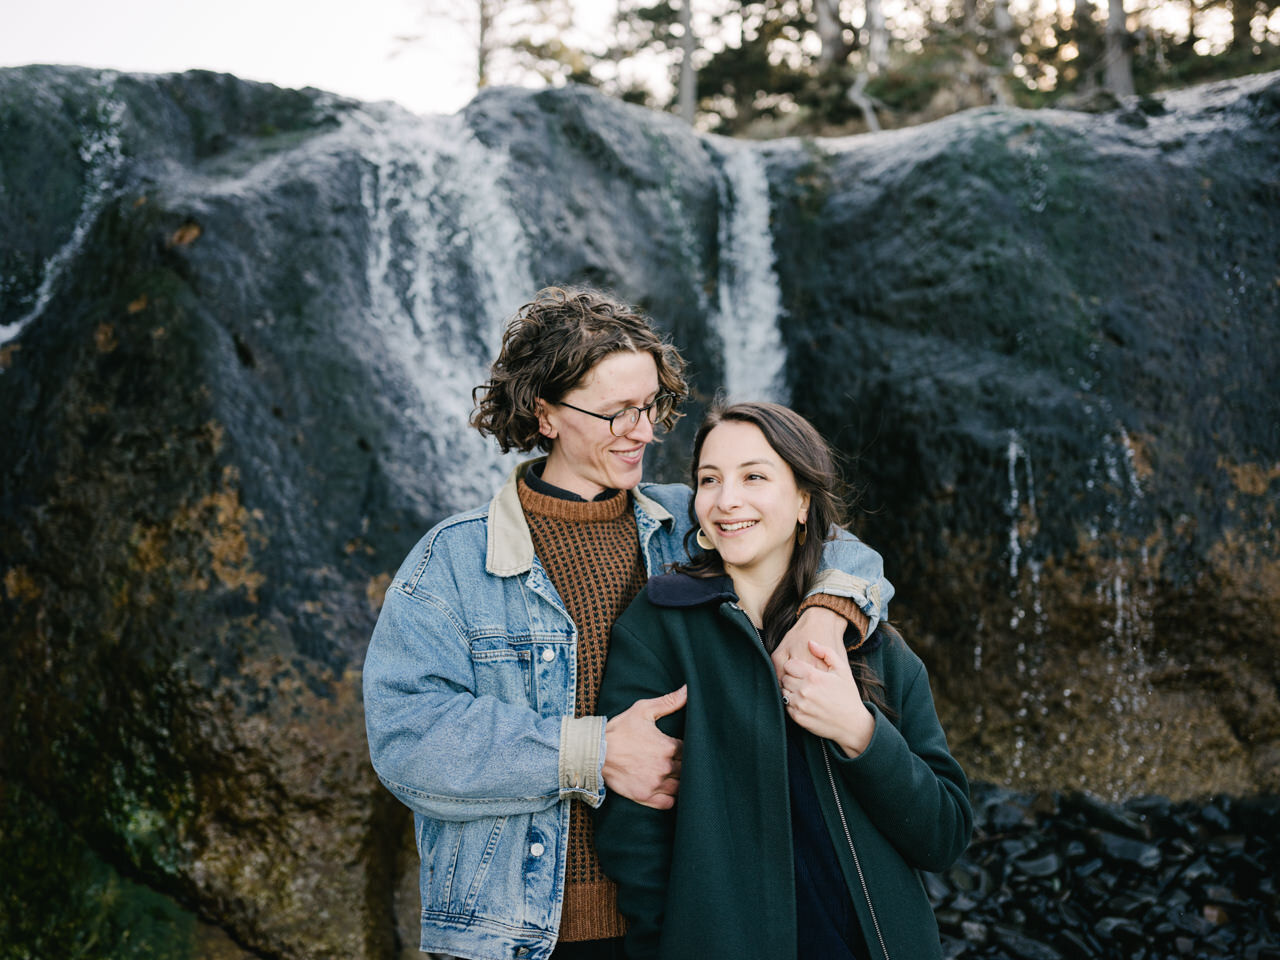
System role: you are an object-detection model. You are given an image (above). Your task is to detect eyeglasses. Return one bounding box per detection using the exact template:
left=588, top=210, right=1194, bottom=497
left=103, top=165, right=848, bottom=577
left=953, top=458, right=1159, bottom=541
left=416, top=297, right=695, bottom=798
left=557, top=393, right=679, bottom=437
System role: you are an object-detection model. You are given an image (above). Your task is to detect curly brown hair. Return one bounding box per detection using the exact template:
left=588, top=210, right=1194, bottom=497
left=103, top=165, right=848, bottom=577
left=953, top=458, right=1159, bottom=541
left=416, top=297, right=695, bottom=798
left=470, top=286, right=689, bottom=453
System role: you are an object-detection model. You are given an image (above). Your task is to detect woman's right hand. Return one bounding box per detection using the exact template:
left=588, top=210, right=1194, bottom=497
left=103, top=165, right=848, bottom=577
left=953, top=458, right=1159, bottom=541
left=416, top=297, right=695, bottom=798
left=781, top=639, right=876, bottom=757
left=602, top=686, right=687, bottom=809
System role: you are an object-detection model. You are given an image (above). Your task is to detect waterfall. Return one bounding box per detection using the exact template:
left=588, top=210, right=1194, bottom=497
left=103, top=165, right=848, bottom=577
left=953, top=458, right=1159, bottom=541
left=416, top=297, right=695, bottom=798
left=1092, top=423, right=1160, bottom=797
left=1006, top=430, right=1027, bottom=582
left=995, top=415, right=1163, bottom=798
left=1002, top=429, right=1045, bottom=784
left=711, top=142, right=788, bottom=404
left=1, top=84, right=126, bottom=347
left=351, top=107, right=529, bottom=512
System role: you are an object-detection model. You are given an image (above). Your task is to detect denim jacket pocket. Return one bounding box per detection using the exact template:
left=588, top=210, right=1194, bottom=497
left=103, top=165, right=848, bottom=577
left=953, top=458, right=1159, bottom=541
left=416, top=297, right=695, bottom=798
left=470, top=642, right=535, bottom=707
left=419, top=811, right=555, bottom=931
left=419, top=815, right=512, bottom=915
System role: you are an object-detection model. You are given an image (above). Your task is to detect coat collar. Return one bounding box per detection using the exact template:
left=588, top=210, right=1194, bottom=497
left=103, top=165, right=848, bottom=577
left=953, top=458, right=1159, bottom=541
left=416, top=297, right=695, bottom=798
left=485, top=457, right=675, bottom=577
left=645, top=571, right=738, bottom=608
left=646, top=571, right=884, bottom=653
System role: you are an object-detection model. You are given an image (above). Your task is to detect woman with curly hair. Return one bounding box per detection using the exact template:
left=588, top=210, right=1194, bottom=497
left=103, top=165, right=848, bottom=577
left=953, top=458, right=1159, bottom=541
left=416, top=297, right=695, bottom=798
left=363, top=289, right=893, bottom=960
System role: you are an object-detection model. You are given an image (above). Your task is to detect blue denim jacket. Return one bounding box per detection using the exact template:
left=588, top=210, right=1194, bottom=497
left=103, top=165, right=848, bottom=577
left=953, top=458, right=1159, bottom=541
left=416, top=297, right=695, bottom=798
left=363, top=460, right=893, bottom=960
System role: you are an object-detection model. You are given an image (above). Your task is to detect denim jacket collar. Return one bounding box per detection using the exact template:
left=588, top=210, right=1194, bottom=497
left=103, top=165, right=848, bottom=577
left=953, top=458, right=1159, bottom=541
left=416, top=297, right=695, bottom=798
left=485, top=458, right=675, bottom=577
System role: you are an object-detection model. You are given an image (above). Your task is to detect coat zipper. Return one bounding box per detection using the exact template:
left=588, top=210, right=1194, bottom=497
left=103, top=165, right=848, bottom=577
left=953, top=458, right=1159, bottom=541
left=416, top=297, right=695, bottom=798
left=732, top=603, right=892, bottom=960
left=822, top=749, right=891, bottom=960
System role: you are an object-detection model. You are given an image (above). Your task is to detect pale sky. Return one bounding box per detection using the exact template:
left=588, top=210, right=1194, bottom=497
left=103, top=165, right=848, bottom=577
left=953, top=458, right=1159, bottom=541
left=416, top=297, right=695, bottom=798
left=0, top=0, right=619, bottom=116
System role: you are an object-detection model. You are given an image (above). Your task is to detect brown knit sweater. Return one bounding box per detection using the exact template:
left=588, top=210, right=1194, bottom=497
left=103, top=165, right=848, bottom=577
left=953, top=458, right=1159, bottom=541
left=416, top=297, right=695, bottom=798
left=517, top=476, right=871, bottom=942
left=519, top=478, right=646, bottom=942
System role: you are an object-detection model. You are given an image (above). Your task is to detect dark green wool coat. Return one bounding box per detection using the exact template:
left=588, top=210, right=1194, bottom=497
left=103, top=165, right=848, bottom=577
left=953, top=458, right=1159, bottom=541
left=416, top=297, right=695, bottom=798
left=594, top=573, right=972, bottom=960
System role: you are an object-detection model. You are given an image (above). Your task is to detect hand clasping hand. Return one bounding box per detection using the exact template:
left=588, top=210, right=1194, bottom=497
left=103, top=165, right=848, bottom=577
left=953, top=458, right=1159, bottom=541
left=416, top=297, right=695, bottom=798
left=771, top=605, right=847, bottom=684
left=781, top=639, right=875, bottom=757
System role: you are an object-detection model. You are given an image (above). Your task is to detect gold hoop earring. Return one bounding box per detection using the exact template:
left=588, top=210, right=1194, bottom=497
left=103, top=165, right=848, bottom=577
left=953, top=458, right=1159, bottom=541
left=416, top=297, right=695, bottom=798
left=796, top=521, right=807, bottom=546
left=696, top=528, right=715, bottom=551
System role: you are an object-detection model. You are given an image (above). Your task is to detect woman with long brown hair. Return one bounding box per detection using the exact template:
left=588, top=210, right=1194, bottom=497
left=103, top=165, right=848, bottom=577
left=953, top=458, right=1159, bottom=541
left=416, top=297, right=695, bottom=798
left=595, top=402, right=972, bottom=960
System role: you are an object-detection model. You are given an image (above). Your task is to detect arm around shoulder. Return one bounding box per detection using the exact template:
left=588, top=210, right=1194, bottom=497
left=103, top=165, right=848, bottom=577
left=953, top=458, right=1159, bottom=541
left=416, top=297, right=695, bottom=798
left=811, top=529, right=894, bottom=635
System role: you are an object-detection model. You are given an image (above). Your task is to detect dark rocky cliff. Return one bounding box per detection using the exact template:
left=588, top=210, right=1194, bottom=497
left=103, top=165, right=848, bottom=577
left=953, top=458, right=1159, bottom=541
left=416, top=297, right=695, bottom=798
left=765, top=79, right=1280, bottom=803
left=1, top=65, right=1277, bottom=958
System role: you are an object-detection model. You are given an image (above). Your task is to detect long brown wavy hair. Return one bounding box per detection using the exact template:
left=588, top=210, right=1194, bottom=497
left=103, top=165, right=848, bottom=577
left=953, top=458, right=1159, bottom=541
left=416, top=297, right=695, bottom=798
left=470, top=286, right=688, bottom=453
left=677, top=402, right=890, bottom=711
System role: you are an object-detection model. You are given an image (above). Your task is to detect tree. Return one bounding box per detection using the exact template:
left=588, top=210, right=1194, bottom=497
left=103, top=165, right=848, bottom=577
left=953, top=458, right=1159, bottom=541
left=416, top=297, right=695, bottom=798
left=812, top=0, right=855, bottom=70
left=865, top=0, right=890, bottom=74
left=450, top=0, right=1280, bottom=136
left=677, top=0, right=700, bottom=122
left=1069, top=0, right=1106, bottom=90
left=607, top=0, right=708, bottom=113
left=398, top=0, right=579, bottom=93
left=1231, top=0, right=1259, bottom=50
left=992, top=0, right=1015, bottom=66
left=1104, top=0, right=1136, bottom=95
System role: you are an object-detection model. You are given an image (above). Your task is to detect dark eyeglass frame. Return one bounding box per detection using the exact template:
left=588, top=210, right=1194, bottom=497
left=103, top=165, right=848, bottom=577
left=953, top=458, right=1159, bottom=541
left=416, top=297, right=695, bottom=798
left=556, top=393, right=679, bottom=437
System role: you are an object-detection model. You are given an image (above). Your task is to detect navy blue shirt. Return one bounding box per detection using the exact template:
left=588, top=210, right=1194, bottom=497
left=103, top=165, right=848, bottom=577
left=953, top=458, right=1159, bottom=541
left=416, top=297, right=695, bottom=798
left=787, top=720, right=870, bottom=960
left=525, top=461, right=620, bottom=502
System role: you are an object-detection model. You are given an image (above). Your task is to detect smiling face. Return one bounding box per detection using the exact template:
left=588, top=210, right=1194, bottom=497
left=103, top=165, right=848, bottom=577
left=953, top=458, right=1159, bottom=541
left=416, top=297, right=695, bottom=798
left=537, top=349, right=660, bottom=499
left=694, top=420, right=810, bottom=589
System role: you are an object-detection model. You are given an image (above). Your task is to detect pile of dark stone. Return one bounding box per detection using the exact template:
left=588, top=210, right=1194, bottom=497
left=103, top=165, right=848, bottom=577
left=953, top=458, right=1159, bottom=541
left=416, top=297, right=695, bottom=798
left=927, top=784, right=1280, bottom=959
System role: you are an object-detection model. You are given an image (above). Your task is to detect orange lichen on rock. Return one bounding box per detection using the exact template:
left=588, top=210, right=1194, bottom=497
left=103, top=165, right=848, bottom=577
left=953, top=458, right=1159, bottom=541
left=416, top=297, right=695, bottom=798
left=204, top=421, right=226, bottom=455
left=1207, top=527, right=1280, bottom=600
left=200, top=470, right=266, bottom=601
left=132, top=523, right=168, bottom=575
left=166, top=466, right=267, bottom=602
left=95, top=323, right=118, bottom=353
left=344, top=537, right=376, bottom=557
left=1217, top=456, right=1280, bottom=496
left=4, top=566, right=42, bottom=604
left=170, top=222, right=202, bottom=246
left=1127, top=432, right=1156, bottom=481
left=366, top=573, right=391, bottom=613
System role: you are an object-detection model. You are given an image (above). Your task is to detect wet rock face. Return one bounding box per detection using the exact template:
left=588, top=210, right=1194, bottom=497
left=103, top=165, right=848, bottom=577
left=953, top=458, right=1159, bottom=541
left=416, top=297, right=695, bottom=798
left=0, top=66, right=735, bottom=959
left=1, top=68, right=403, bottom=960
left=1, top=64, right=1278, bottom=957
left=767, top=76, right=1280, bottom=801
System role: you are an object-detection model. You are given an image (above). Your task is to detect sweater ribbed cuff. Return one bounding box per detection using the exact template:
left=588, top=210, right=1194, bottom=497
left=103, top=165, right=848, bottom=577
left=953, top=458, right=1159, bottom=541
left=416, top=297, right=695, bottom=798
left=560, top=715, right=607, bottom=807
left=807, top=568, right=883, bottom=637
left=798, top=593, right=871, bottom=647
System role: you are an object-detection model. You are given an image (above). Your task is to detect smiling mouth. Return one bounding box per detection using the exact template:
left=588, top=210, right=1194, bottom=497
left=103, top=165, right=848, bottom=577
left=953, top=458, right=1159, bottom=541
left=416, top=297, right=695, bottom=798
left=717, top=520, right=758, bottom=532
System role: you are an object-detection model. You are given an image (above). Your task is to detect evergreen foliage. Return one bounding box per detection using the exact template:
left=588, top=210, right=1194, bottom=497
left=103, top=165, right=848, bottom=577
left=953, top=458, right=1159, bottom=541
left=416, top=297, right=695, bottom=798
left=451, top=0, right=1280, bottom=134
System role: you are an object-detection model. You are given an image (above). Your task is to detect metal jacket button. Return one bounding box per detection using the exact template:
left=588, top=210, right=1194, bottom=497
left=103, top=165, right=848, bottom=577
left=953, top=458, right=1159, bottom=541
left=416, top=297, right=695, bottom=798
left=542, top=648, right=555, bottom=662
left=530, top=842, right=545, bottom=857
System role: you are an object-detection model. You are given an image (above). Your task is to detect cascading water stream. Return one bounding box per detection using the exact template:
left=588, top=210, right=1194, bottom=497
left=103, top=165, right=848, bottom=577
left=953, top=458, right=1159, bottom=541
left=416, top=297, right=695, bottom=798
left=1002, top=429, right=1047, bottom=784
left=350, top=106, right=529, bottom=511
left=996, top=411, right=1161, bottom=800
left=0, top=84, right=126, bottom=348
left=710, top=141, right=788, bottom=404
left=1089, top=421, right=1161, bottom=797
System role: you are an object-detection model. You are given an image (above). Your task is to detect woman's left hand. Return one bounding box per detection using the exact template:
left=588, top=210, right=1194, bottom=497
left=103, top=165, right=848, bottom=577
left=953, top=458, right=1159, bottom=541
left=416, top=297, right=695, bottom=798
left=781, top=639, right=876, bottom=757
